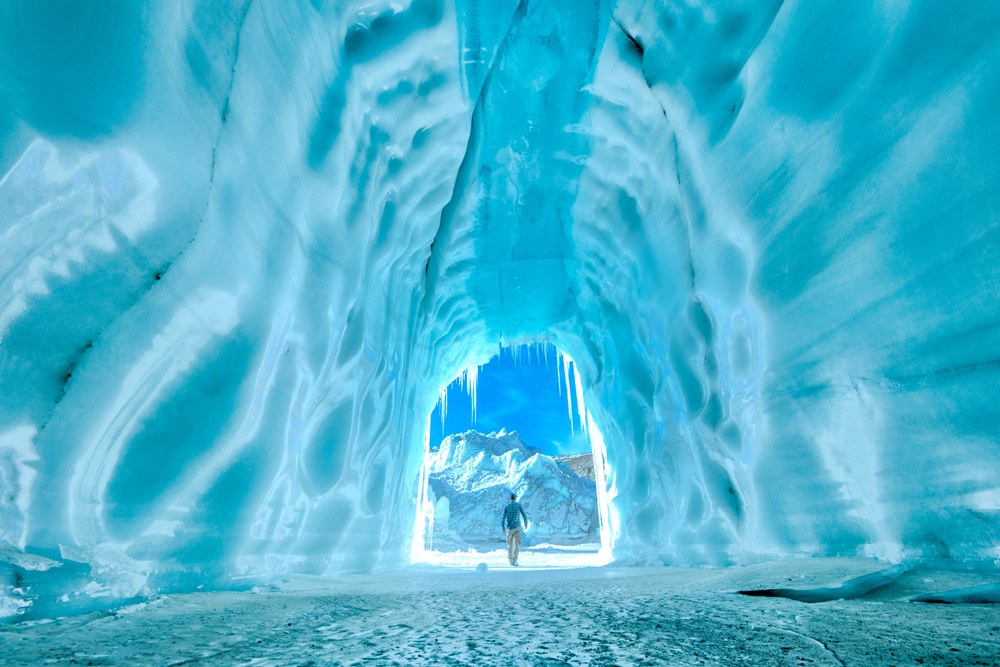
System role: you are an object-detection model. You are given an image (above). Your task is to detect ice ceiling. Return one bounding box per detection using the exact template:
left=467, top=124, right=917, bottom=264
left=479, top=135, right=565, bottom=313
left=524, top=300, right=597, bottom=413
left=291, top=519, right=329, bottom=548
left=1, top=0, right=999, bottom=607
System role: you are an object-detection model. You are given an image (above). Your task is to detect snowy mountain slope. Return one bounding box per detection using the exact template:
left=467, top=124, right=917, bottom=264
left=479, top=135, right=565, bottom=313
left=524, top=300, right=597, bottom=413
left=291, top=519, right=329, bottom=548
left=425, top=430, right=598, bottom=548
left=553, top=454, right=595, bottom=481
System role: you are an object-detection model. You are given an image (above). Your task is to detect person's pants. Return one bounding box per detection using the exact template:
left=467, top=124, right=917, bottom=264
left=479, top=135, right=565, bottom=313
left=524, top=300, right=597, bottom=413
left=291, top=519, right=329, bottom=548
left=506, top=528, right=522, bottom=564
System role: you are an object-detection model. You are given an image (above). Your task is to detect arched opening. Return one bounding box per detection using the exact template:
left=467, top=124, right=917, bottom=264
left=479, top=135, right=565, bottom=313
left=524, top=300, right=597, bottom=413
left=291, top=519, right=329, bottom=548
left=410, top=342, right=618, bottom=568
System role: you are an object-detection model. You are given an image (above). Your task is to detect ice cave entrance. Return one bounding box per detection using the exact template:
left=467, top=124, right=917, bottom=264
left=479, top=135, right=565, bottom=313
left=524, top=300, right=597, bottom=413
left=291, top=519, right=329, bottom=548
left=411, top=342, right=615, bottom=569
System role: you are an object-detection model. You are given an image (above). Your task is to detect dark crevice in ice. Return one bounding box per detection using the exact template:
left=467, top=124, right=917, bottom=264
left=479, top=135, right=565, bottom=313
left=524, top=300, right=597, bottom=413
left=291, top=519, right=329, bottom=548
left=612, top=17, right=644, bottom=57
left=54, top=341, right=94, bottom=403
left=194, top=0, right=253, bottom=208
left=672, top=132, right=682, bottom=187
left=218, top=0, right=254, bottom=127
left=151, top=1, right=251, bottom=315
left=607, top=18, right=701, bottom=297
left=912, top=582, right=1000, bottom=604
left=609, top=17, right=654, bottom=100
left=739, top=563, right=909, bottom=603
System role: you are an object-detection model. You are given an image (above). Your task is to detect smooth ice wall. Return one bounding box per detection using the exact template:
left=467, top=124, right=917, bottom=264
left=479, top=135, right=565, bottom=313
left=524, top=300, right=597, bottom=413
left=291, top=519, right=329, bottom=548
left=1, top=0, right=999, bottom=599
left=610, top=0, right=1000, bottom=561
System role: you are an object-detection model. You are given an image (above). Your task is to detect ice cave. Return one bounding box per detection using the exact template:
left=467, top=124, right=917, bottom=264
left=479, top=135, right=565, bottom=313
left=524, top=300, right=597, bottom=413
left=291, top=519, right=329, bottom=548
left=2, top=0, right=1000, bottom=663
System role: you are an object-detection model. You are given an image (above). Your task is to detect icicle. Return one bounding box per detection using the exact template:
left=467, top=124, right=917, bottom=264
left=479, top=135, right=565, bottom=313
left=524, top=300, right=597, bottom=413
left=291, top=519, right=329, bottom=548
left=466, top=364, right=480, bottom=424
left=410, top=418, right=434, bottom=562
left=561, top=352, right=574, bottom=433
left=587, top=412, right=617, bottom=562
left=572, top=359, right=588, bottom=438
left=439, top=386, right=448, bottom=430
left=555, top=348, right=563, bottom=396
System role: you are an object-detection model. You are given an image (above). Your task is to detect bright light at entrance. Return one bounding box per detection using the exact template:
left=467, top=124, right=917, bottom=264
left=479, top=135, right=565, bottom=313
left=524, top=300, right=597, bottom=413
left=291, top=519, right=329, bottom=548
left=411, top=342, right=618, bottom=568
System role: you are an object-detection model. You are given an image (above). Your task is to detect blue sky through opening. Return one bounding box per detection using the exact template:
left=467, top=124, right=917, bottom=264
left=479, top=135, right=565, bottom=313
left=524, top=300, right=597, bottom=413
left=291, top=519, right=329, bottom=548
left=429, top=343, right=590, bottom=456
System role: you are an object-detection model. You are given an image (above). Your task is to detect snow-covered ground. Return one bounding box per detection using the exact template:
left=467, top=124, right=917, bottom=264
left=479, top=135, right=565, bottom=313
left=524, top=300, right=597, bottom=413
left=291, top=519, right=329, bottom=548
left=2, top=558, right=998, bottom=666
left=2, top=0, right=999, bottom=601
left=420, top=542, right=608, bottom=569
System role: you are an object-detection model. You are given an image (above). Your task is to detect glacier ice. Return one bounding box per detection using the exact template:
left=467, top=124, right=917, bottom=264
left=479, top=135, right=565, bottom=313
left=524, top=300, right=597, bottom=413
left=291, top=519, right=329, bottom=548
left=1, top=0, right=999, bottom=618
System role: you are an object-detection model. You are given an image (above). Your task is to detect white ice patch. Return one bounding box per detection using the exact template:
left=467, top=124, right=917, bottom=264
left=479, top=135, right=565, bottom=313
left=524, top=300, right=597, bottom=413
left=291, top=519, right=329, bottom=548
left=588, top=414, right=619, bottom=560
left=0, top=424, right=40, bottom=550
left=0, top=140, right=159, bottom=341
left=0, top=545, right=61, bottom=572
left=58, top=542, right=151, bottom=601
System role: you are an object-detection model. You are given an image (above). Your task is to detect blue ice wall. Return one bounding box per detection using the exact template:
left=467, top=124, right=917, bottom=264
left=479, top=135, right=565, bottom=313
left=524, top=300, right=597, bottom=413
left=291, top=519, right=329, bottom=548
left=1, top=0, right=999, bottom=617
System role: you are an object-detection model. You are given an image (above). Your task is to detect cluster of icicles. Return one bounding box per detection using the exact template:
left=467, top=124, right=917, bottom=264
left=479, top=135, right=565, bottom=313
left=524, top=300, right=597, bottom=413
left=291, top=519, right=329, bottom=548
left=436, top=341, right=589, bottom=436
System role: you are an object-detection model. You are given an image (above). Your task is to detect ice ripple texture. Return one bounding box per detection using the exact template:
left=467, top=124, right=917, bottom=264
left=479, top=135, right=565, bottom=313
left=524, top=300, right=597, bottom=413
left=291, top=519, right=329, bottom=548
left=1, top=0, right=999, bottom=614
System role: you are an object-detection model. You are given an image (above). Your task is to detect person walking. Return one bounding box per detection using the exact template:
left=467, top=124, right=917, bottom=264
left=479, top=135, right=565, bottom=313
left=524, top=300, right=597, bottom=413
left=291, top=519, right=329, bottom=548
left=501, top=493, right=529, bottom=566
